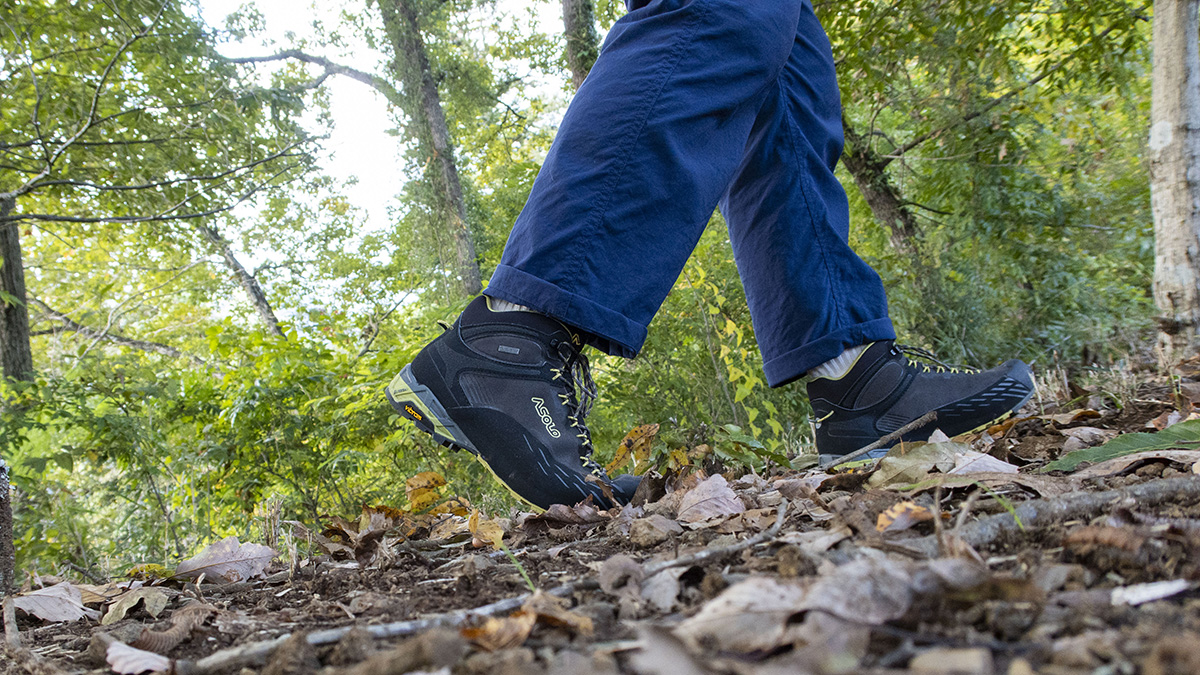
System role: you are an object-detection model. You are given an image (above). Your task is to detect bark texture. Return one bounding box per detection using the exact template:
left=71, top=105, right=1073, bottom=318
left=562, top=0, right=600, bottom=89
left=841, top=119, right=920, bottom=256
left=0, top=460, right=12, bottom=596
left=378, top=0, right=482, bottom=297
left=195, top=223, right=286, bottom=338
left=1151, top=0, right=1200, bottom=366
left=0, top=197, right=33, bottom=383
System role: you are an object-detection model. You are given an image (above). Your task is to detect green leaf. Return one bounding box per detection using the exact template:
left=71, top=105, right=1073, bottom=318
left=1041, top=420, right=1200, bottom=472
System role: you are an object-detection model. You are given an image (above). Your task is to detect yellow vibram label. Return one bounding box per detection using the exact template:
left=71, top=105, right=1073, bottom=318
left=404, top=405, right=424, bottom=421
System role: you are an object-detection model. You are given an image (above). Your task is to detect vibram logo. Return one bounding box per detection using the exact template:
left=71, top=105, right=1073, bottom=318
left=531, top=397, right=560, bottom=438
left=404, top=405, right=423, bottom=422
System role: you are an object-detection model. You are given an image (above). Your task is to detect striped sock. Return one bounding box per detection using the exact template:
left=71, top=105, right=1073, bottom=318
left=809, top=344, right=871, bottom=380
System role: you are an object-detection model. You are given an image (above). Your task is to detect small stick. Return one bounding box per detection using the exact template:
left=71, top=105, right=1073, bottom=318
left=820, top=411, right=938, bottom=470
left=906, top=475, right=1200, bottom=558
left=3, top=596, right=19, bottom=649
left=180, top=502, right=790, bottom=675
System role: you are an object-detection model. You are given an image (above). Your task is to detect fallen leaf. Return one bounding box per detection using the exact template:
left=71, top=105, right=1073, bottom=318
left=468, top=510, right=505, bottom=549
left=78, top=582, right=137, bottom=606
left=798, top=557, right=915, bottom=624
left=901, top=472, right=1074, bottom=498
left=630, top=514, right=683, bottom=548
left=1072, top=450, right=1200, bottom=478
left=640, top=568, right=687, bottom=614
left=909, top=647, right=994, bottom=675
left=1043, top=420, right=1200, bottom=472
left=949, top=450, right=1018, bottom=474
left=676, top=474, right=745, bottom=523
left=522, top=591, right=594, bottom=636
left=868, top=442, right=963, bottom=488
left=173, top=536, right=276, bottom=582
left=598, top=554, right=644, bottom=596
left=406, top=472, right=447, bottom=511
left=101, top=588, right=169, bottom=626
left=106, top=640, right=171, bottom=674
left=460, top=610, right=537, bottom=651
left=1042, top=409, right=1102, bottom=425
left=13, top=582, right=100, bottom=622
left=876, top=502, right=935, bottom=532
left=607, top=424, right=660, bottom=474
left=776, top=523, right=852, bottom=553
left=675, top=576, right=808, bottom=653
left=429, top=515, right=471, bottom=541
left=521, top=501, right=609, bottom=533
left=629, top=625, right=712, bottom=675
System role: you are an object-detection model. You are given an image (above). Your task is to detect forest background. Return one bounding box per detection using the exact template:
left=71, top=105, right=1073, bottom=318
left=0, top=0, right=1164, bottom=582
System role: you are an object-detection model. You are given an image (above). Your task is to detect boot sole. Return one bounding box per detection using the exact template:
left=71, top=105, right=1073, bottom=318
left=386, top=364, right=544, bottom=512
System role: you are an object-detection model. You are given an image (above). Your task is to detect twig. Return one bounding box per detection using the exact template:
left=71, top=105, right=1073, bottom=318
left=906, top=476, right=1200, bottom=557
left=4, top=597, right=19, bottom=649
left=820, top=411, right=938, bottom=470
left=643, top=501, right=788, bottom=578
left=181, top=502, right=789, bottom=674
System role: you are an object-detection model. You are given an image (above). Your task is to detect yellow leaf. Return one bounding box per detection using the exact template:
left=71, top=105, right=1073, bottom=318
left=408, top=487, right=442, bottom=512
left=468, top=510, right=505, bottom=549
left=606, top=423, right=660, bottom=474
left=461, top=611, right=537, bottom=651
left=406, top=471, right=446, bottom=495
left=876, top=501, right=935, bottom=533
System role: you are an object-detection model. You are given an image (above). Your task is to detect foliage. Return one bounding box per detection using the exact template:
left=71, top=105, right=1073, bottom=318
left=0, top=0, right=1164, bottom=579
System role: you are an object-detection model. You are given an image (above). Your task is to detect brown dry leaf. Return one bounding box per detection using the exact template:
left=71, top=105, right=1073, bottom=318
left=676, top=474, right=745, bottom=524
left=1072, top=450, right=1200, bottom=478
left=675, top=576, right=808, bottom=653
left=630, top=625, right=713, bottom=675
left=429, top=515, right=471, bottom=541
left=1042, top=409, right=1102, bottom=425
left=468, top=509, right=506, bottom=549
left=78, top=582, right=136, bottom=606
left=522, top=501, right=609, bottom=534
left=13, top=582, right=101, bottom=622
left=460, top=610, right=537, bottom=651
left=777, top=523, right=852, bottom=553
left=876, top=501, right=935, bottom=533
left=173, top=536, right=275, bottom=582
left=606, top=423, right=660, bottom=474
left=598, top=554, right=645, bottom=596
left=640, top=568, right=687, bottom=614
left=106, top=640, right=172, bottom=674
left=798, top=557, right=916, bottom=624
left=867, top=442, right=963, bottom=488
left=715, top=507, right=779, bottom=534
left=101, top=588, right=169, bottom=626
left=902, top=472, right=1074, bottom=498
left=132, top=604, right=214, bottom=654
left=522, top=591, right=594, bottom=636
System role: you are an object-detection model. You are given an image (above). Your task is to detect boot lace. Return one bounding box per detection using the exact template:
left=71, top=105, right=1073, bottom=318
left=549, top=341, right=606, bottom=477
left=897, top=344, right=979, bottom=375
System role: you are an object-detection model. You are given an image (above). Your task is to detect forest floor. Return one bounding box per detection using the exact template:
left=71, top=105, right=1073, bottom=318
left=5, top=370, right=1200, bottom=675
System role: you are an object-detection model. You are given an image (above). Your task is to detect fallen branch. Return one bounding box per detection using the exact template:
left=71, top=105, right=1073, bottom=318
left=821, top=411, right=938, bottom=470
left=906, top=475, right=1200, bottom=557
left=179, top=501, right=788, bottom=674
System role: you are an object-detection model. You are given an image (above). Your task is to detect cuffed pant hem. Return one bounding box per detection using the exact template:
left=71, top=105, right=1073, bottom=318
left=763, top=317, right=896, bottom=388
left=487, top=264, right=642, bottom=359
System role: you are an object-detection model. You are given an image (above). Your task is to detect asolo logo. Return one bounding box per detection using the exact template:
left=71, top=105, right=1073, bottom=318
left=531, top=397, right=560, bottom=438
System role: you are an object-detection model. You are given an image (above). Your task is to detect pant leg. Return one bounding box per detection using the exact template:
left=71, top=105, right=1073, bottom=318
left=719, top=0, right=895, bottom=387
left=487, top=0, right=804, bottom=357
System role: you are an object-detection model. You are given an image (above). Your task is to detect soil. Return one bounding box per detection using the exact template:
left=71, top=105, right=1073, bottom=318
left=5, top=380, right=1200, bottom=675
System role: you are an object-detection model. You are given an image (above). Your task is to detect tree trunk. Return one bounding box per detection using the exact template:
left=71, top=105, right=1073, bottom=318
left=840, top=119, right=920, bottom=256
left=0, top=198, right=34, bottom=384
left=0, top=460, right=12, bottom=596
left=1151, top=0, right=1200, bottom=367
left=378, top=0, right=483, bottom=297
left=562, top=0, right=600, bottom=89
left=195, top=223, right=286, bottom=339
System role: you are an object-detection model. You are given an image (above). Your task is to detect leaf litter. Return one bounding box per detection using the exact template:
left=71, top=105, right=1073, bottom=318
left=8, top=385, right=1200, bottom=675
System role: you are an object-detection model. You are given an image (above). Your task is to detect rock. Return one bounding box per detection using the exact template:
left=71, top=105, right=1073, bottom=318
left=908, top=647, right=994, bottom=675
left=629, top=515, right=682, bottom=548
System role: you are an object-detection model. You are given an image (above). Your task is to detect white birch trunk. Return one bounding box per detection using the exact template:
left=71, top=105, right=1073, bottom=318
left=1152, top=0, right=1200, bottom=366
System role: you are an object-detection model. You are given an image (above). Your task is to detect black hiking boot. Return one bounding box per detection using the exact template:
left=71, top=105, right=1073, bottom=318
left=385, top=296, right=640, bottom=511
left=807, top=342, right=1035, bottom=461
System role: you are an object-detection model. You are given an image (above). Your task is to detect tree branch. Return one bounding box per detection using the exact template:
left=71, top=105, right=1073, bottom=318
left=881, top=4, right=1149, bottom=167
left=29, top=297, right=205, bottom=366
left=227, top=50, right=401, bottom=104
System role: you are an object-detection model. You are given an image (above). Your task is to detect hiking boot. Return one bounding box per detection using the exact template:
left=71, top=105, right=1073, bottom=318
left=807, top=341, right=1035, bottom=460
left=385, top=296, right=640, bottom=510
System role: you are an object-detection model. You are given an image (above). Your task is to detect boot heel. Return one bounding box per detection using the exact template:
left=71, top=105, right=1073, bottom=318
left=385, top=364, right=478, bottom=454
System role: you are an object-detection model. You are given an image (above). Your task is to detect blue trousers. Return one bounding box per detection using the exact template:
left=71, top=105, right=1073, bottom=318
left=486, top=0, right=896, bottom=387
